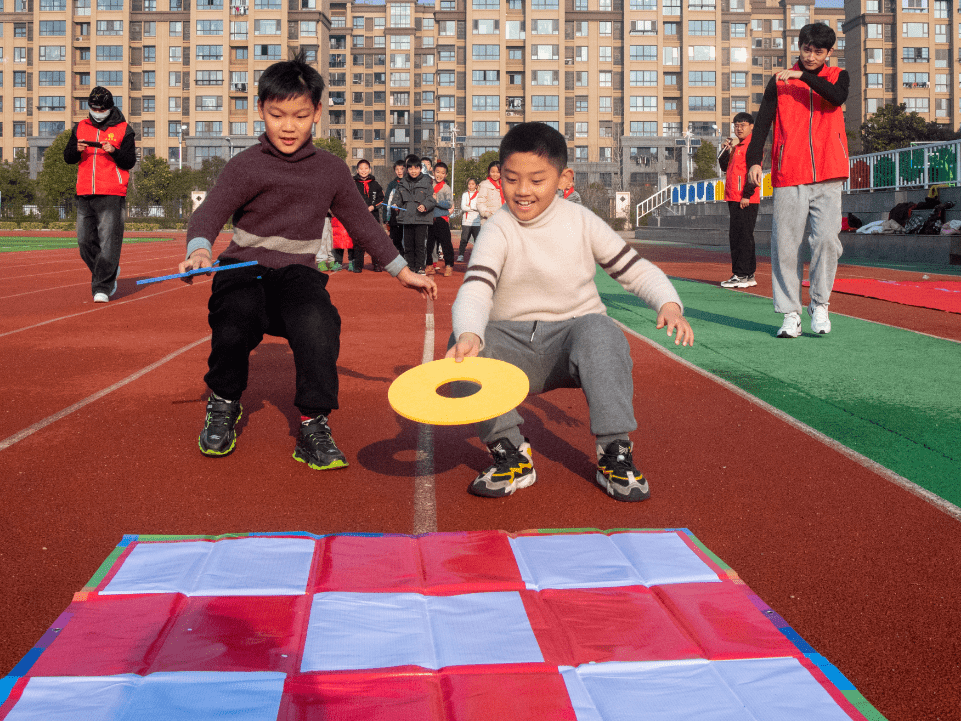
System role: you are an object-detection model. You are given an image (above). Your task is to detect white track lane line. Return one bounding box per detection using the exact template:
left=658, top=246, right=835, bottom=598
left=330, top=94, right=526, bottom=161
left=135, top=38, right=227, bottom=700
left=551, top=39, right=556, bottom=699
left=412, top=299, right=438, bottom=535
left=0, top=335, right=211, bottom=453
left=616, top=319, right=961, bottom=523
left=0, top=277, right=211, bottom=339
left=0, top=250, right=188, bottom=283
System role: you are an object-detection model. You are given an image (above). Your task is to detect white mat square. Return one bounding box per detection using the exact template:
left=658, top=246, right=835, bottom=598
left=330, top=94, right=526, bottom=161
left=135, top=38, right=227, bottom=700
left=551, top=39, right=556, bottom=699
left=300, top=591, right=543, bottom=671
left=509, top=533, right=720, bottom=590
left=100, top=538, right=316, bottom=596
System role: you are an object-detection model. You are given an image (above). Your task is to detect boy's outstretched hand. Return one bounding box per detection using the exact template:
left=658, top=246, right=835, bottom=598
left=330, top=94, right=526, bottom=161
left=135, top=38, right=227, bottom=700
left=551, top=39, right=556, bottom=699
left=397, top=266, right=438, bottom=300
left=177, top=249, right=213, bottom=283
left=446, top=332, right=481, bottom=362
left=656, top=302, right=694, bottom=346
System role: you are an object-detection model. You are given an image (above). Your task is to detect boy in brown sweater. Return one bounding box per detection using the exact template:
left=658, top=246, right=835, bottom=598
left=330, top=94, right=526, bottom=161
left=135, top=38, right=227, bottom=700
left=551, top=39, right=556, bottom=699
left=179, top=55, right=435, bottom=469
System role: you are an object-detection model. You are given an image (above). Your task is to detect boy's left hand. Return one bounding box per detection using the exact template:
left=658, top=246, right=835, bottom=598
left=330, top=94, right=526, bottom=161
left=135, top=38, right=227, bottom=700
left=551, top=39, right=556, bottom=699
left=656, top=302, right=694, bottom=347
left=397, top=266, right=438, bottom=300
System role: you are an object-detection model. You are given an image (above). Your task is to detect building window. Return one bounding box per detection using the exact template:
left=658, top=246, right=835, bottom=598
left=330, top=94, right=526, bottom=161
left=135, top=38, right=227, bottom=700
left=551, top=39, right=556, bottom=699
left=197, top=19, right=223, bottom=35
left=531, top=95, right=559, bottom=111
left=472, top=70, right=500, bottom=85
left=96, top=71, right=123, bottom=85
left=905, top=97, right=929, bottom=112
left=96, top=20, right=123, bottom=35
left=731, top=47, right=748, bottom=63
left=254, top=45, right=281, bottom=60
left=39, top=71, right=66, bottom=86
left=196, top=45, right=223, bottom=61
left=688, top=95, right=716, bottom=111
left=97, top=45, right=123, bottom=61
left=390, top=3, right=412, bottom=28
left=196, top=70, right=224, bottom=85
left=196, top=95, right=224, bottom=111
left=169, top=21, right=182, bottom=36
left=731, top=71, right=747, bottom=88
left=40, top=20, right=67, bottom=35
left=472, top=95, right=499, bottom=111
left=663, top=47, right=680, bottom=65
left=902, top=47, right=929, bottom=63
left=688, top=71, right=716, bottom=86
left=902, top=22, right=928, bottom=37
left=576, top=99, right=588, bottom=112
left=169, top=46, right=182, bottom=62
left=532, top=70, right=559, bottom=86
left=630, top=71, right=657, bottom=87
left=143, top=96, right=156, bottom=112
left=630, top=96, right=657, bottom=111
left=531, top=45, right=559, bottom=60
left=575, top=71, right=588, bottom=87
left=599, top=71, right=612, bottom=87
left=903, top=72, right=929, bottom=87
left=254, top=19, right=280, bottom=34
left=630, top=45, right=657, bottom=62
left=40, top=46, right=68, bottom=61
left=472, top=121, right=499, bottom=136
left=630, top=121, right=657, bottom=136
left=688, top=46, right=716, bottom=61
left=195, top=121, right=223, bottom=137
left=688, top=20, right=715, bottom=35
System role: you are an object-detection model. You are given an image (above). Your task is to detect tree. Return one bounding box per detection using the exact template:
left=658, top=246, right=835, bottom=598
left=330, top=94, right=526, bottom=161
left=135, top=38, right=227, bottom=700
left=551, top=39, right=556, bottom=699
left=580, top=182, right=612, bottom=220
left=692, top=141, right=719, bottom=181
left=452, top=150, right=498, bottom=199
left=36, top=130, right=78, bottom=212
left=130, top=154, right=172, bottom=208
left=858, top=102, right=950, bottom=153
left=0, top=157, right=36, bottom=218
left=194, top=155, right=228, bottom=192
left=313, top=136, right=348, bottom=159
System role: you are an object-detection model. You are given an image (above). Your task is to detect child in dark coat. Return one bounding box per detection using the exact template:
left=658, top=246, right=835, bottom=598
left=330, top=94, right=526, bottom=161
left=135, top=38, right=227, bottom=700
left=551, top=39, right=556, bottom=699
left=396, top=153, right=437, bottom=274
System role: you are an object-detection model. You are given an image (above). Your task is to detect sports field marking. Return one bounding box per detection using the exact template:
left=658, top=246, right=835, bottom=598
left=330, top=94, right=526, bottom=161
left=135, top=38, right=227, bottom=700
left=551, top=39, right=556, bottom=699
left=0, top=281, right=93, bottom=300
left=412, top=298, right=438, bottom=535
left=616, top=318, right=961, bottom=524
left=0, top=336, right=211, bottom=453
left=0, top=251, right=187, bottom=282
left=0, top=278, right=211, bottom=339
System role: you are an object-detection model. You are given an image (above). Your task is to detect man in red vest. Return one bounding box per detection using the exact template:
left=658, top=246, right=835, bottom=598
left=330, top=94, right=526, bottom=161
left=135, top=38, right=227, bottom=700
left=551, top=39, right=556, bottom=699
left=64, top=87, right=137, bottom=303
left=746, top=23, right=849, bottom=338
left=718, top=112, right=761, bottom=289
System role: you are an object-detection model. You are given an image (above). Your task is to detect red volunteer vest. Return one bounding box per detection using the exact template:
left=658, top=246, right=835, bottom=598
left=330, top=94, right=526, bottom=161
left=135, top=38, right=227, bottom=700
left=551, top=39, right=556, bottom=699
left=771, top=63, right=849, bottom=187
left=723, top=134, right=761, bottom=204
left=75, top=118, right=130, bottom=196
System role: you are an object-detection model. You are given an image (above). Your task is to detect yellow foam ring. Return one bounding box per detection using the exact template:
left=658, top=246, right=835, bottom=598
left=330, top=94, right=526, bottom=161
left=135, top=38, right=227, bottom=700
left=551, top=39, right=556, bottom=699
left=388, top=357, right=530, bottom=426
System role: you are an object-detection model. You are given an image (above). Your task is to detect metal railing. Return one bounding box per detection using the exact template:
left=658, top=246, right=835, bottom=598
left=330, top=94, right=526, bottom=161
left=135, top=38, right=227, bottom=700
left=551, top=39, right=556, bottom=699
left=635, top=138, right=961, bottom=226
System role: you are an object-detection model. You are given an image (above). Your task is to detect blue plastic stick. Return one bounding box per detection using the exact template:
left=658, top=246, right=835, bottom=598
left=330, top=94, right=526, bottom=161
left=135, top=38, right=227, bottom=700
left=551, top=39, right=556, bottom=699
left=136, top=260, right=260, bottom=285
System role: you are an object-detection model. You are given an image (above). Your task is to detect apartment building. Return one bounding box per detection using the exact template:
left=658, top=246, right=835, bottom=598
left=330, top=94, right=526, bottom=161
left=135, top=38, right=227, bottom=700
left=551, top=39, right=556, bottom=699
left=2, top=0, right=943, bottom=188
left=843, top=0, right=957, bottom=141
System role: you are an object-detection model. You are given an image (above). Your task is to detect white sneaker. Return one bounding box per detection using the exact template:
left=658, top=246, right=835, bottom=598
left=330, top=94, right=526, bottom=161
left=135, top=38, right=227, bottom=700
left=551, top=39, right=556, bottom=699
left=93, top=292, right=109, bottom=303
left=776, top=312, right=802, bottom=338
left=807, top=301, right=831, bottom=334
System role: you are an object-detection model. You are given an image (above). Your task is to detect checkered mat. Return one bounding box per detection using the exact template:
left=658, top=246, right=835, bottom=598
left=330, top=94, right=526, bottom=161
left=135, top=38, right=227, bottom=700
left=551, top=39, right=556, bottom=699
left=0, top=530, right=886, bottom=720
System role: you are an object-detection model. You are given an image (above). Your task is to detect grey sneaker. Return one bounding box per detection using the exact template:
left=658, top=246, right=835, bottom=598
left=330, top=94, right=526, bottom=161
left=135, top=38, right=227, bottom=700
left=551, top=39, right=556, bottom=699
left=469, top=438, right=536, bottom=498
left=776, top=312, right=802, bottom=338
left=807, top=301, right=831, bottom=335
left=293, top=416, right=348, bottom=470
left=596, top=440, right=650, bottom=502
left=720, top=274, right=755, bottom=288
left=198, top=395, right=243, bottom=456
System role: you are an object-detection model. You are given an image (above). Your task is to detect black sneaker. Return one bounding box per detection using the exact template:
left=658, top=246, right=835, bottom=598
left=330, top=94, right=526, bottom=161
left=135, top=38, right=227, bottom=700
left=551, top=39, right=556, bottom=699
left=595, top=440, right=650, bottom=502
left=720, top=274, right=756, bottom=288
left=293, top=416, right=348, bottom=470
left=198, top=396, right=243, bottom=456
left=469, top=438, right=536, bottom=498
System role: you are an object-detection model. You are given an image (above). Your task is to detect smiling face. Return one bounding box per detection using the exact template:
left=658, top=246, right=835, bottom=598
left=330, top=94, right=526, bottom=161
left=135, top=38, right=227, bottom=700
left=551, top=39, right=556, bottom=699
left=489, top=165, right=501, bottom=182
left=799, top=43, right=833, bottom=72
left=394, top=164, right=406, bottom=179
left=407, top=163, right=422, bottom=179
left=357, top=162, right=371, bottom=178
left=258, top=94, right=322, bottom=155
left=467, top=179, right=477, bottom=192
left=434, top=166, right=447, bottom=184
left=500, top=152, right=571, bottom=222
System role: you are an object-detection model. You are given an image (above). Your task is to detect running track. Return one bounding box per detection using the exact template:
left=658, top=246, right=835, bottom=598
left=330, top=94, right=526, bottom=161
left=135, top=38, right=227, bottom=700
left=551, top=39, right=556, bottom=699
left=1, top=235, right=959, bottom=720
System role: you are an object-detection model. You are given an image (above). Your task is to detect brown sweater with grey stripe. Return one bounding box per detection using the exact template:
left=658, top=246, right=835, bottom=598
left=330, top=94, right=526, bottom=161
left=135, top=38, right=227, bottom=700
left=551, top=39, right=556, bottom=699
left=452, top=197, right=683, bottom=348
left=185, top=135, right=405, bottom=275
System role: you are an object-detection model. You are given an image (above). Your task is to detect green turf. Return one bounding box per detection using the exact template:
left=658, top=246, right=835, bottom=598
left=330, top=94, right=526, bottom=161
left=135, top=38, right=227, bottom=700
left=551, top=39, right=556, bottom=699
left=0, top=236, right=172, bottom=252
left=598, top=271, right=961, bottom=507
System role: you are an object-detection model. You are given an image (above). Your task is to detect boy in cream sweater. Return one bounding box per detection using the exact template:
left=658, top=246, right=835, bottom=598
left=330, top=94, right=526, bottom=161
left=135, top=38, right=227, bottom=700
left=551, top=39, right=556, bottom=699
left=447, top=122, right=693, bottom=502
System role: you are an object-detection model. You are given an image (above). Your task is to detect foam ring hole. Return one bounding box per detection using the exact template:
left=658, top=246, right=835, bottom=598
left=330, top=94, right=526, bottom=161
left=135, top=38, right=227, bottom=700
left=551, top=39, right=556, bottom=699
left=435, top=380, right=482, bottom=398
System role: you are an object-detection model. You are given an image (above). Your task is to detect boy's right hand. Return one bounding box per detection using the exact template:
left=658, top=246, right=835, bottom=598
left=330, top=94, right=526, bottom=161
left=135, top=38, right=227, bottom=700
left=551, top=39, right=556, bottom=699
left=747, top=164, right=763, bottom=187
left=445, top=333, right=481, bottom=362
left=178, top=249, right=213, bottom=283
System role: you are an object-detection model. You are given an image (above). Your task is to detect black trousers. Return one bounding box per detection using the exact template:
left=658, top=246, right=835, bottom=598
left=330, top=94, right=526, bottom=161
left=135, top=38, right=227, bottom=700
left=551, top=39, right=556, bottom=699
left=388, top=221, right=404, bottom=255
left=205, top=260, right=341, bottom=417
left=77, top=194, right=125, bottom=296
left=402, top=224, right=429, bottom=272
left=728, top=201, right=759, bottom=277
left=427, top=217, right=455, bottom=266
left=459, top=224, right=480, bottom=257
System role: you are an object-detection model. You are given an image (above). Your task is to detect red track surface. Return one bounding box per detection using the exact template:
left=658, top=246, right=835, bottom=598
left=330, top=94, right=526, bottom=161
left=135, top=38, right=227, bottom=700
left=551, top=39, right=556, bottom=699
left=1, top=237, right=959, bottom=720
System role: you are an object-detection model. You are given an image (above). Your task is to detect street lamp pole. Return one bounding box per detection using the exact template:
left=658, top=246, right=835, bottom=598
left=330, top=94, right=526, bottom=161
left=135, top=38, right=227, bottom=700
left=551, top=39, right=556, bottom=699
left=179, top=123, right=188, bottom=170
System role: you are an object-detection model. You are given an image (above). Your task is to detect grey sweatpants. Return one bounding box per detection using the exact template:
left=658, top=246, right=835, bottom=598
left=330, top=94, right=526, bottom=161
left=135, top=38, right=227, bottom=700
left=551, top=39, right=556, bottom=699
left=451, top=315, right=637, bottom=448
left=770, top=180, right=844, bottom=315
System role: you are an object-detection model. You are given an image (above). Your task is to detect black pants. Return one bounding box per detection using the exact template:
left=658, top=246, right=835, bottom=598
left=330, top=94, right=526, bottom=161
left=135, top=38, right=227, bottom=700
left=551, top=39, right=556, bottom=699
left=205, top=260, right=341, bottom=417
left=427, top=217, right=454, bottom=267
left=388, top=221, right=404, bottom=255
left=77, top=194, right=125, bottom=296
left=459, top=224, right=480, bottom=257
left=402, top=224, right=429, bottom=272
left=728, top=201, right=759, bottom=277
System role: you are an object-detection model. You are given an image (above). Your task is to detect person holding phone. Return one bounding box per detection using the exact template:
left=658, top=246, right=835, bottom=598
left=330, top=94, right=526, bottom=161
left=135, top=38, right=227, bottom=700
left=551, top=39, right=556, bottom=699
left=64, top=87, right=137, bottom=303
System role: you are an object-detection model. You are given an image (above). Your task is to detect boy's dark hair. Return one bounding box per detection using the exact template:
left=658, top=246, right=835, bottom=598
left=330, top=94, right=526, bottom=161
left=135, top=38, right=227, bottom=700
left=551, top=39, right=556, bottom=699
left=798, top=22, right=836, bottom=51
left=356, top=158, right=370, bottom=168
left=394, top=158, right=406, bottom=168
left=421, top=157, right=433, bottom=165
left=434, top=161, right=448, bottom=172
left=404, top=153, right=421, bottom=168
left=257, top=51, right=325, bottom=108
left=732, top=112, right=754, bottom=125
left=499, top=122, right=568, bottom=173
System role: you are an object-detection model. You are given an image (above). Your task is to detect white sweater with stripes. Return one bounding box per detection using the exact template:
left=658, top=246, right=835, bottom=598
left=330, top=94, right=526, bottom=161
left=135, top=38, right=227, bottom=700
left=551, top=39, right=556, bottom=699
left=452, top=196, right=683, bottom=347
